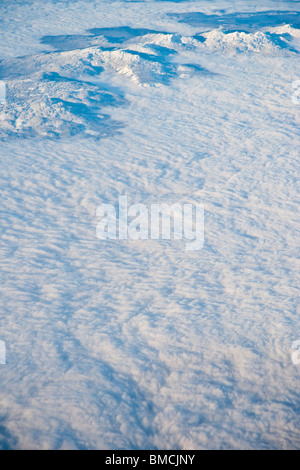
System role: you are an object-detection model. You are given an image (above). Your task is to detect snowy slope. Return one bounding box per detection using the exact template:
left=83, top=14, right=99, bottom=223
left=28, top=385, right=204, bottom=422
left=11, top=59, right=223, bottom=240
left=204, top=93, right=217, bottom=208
left=0, top=0, right=299, bottom=450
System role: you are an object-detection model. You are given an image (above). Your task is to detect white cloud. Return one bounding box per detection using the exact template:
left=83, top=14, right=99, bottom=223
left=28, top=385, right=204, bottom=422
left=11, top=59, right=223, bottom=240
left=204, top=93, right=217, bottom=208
left=0, top=0, right=299, bottom=450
